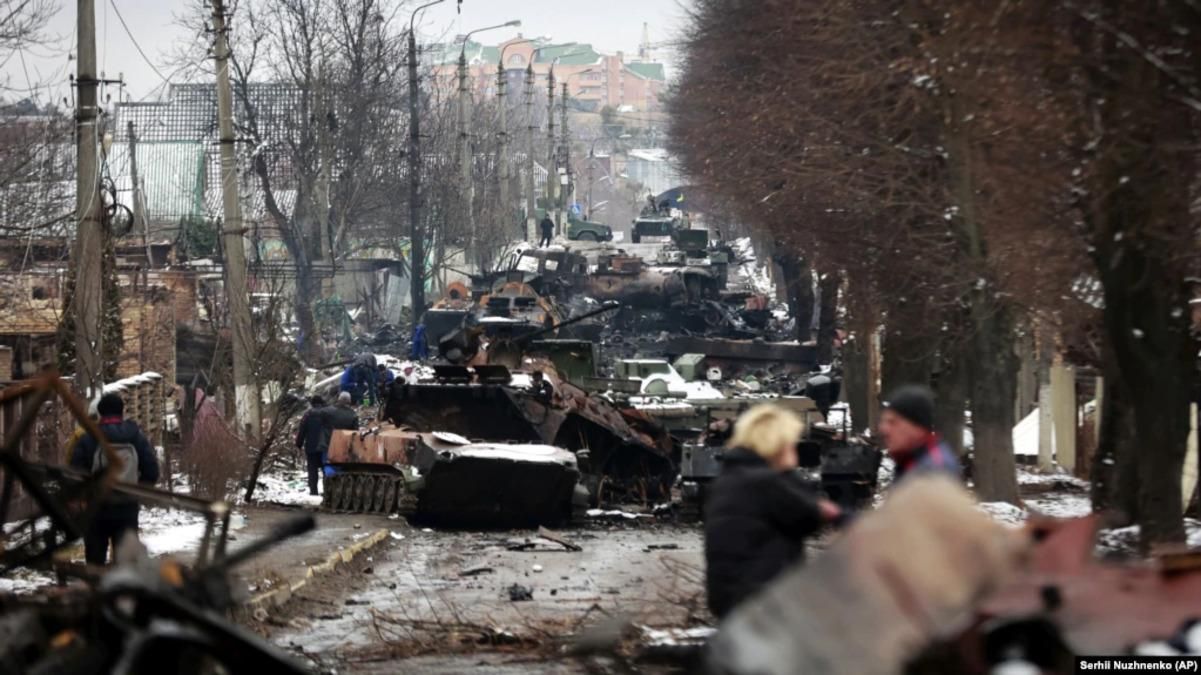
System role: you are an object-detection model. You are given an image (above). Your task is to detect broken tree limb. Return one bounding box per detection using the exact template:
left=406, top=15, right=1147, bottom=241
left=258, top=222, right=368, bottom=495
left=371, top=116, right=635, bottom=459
left=537, top=526, right=583, bottom=552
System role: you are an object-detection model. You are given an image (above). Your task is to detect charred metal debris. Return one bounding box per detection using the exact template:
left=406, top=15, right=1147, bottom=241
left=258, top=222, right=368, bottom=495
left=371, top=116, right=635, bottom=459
left=311, top=235, right=881, bottom=526
left=0, top=373, right=310, bottom=674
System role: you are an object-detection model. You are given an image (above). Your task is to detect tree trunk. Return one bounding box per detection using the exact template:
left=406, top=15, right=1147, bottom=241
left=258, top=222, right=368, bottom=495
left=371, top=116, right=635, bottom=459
left=967, top=302, right=1021, bottom=504
left=1081, top=0, right=1195, bottom=549
left=777, top=252, right=815, bottom=344
left=294, top=270, right=321, bottom=364
left=816, top=270, right=841, bottom=365
left=934, top=339, right=970, bottom=458
left=1091, top=352, right=1138, bottom=522
left=843, top=335, right=870, bottom=435
left=881, top=297, right=936, bottom=395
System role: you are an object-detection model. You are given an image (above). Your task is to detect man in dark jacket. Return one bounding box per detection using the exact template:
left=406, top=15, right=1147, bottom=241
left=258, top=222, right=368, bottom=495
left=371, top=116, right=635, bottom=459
left=327, top=392, right=359, bottom=432
left=538, top=215, right=555, bottom=247
left=879, top=385, right=962, bottom=483
left=704, top=404, right=841, bottom=619
left=71, top=393, right=160, bottom=566
left=295, top=395, right=329, bottom=496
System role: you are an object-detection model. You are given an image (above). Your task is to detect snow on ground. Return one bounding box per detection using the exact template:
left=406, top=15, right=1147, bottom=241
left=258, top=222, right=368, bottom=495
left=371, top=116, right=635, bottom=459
left=729, top=237, right=776, bottom=297
left=139, top=507, right=247, bottom=557
left=0, top=568, right=54, bottom=594
left=253, top=468, right=325, bottom=507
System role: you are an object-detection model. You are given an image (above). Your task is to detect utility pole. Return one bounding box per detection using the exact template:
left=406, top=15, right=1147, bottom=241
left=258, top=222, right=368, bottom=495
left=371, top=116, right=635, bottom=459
left=128, top=121, right=152, bottom=267
left=560, top=80, right=572, bottom=224
left=524, top=64, right=536, bottom=242
left=496, top=62, right=509, bottom=240
left=457, top=50, right=474, bottom=263
left=546, top=68, right=557, bottom=232
left=210, top=0, right=260, bottom=440
left=73, top=0, right=103, bottom=396
left=407, top=2, right=445, bottom=322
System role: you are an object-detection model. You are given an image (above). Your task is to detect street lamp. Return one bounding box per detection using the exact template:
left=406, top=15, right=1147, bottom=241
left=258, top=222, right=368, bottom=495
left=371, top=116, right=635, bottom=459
left=458, top=20, right=520, bottom=264
left=405, top=0, right=446, bottom=322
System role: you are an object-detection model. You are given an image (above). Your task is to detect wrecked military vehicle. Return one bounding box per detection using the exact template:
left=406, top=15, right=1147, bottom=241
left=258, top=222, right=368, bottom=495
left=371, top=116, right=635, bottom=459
left=379, top=364, right=677, bottom=508
left=322, top=426, right=581, bottom=527
left=583, top=253, right=722, bottom=310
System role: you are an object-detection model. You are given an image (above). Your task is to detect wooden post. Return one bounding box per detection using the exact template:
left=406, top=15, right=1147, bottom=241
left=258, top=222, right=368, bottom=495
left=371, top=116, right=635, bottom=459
left=73, top=0, right=104, bottom=396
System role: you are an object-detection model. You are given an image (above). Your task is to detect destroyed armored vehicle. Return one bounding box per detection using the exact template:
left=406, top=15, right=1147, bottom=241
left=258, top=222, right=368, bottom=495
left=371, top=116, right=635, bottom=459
left=584, top=254, right=722, bottom=310
left=380, top=365, right=677, bottom=506
left=323, top=427, right=581, bottom=527
left=647, top=394, right=880, bottom=517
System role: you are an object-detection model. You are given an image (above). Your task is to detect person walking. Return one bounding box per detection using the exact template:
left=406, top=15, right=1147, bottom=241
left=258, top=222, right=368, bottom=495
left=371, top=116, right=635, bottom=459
left=327, top=391, right=359, bottom=431
left=295, top=395, right=329, bottom=496
left=878, top=384, right=962, bottom=483
left=703, top=404, right=842, bottom=619
left=70, top=393, right=160, bottom=566
left=538, top=214, right=555, bottom=247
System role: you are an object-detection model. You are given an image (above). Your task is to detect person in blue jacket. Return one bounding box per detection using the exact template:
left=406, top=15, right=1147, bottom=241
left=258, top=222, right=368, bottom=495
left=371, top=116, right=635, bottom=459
left=71, top=393, right=160, bottom=565
left=878, top=385, right=962, bottom=483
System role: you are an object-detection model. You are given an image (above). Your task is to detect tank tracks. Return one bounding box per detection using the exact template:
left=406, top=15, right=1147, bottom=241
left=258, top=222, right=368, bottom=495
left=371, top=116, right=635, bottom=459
left=322, top=472, right=418, bottom=515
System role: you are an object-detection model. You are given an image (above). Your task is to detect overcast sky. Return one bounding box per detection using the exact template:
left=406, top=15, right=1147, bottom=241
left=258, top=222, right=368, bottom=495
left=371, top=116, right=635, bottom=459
left=7, top=0, right=693, bottom=102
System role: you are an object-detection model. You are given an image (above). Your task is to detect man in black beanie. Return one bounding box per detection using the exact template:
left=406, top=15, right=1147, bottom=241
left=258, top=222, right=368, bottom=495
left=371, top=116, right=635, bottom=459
left=879, top=385, right=961, bottom=482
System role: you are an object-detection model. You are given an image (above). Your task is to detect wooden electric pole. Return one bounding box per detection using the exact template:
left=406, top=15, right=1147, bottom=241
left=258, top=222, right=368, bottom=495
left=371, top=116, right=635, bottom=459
left=524, top=64, right=536, bottom=242
left=546, top=67, right=557, bottom=232
left=210, top=0, right=260, bottom=439
left=73, top=0, right=104, bottom=396
left=457, top=50, right=474, bottom=262
left=560, top=80, right=571, bottom=221
left=496, top=62, right=509, bottom=239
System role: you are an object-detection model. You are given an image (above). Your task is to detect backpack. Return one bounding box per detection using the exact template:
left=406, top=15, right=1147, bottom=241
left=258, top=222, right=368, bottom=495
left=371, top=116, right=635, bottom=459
left=92, top=441, right=139, bottom=486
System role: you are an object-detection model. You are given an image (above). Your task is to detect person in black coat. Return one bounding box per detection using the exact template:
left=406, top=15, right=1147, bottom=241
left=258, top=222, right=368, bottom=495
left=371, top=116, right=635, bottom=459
left=71, top=393, right=160, bottom=565
left=327, top=391, right=359, bottom=431
left=703, top=404, right=841, bottom=619
left=295, top=395, right=329, bottom=496
left=539, top=215, right=555, bottom=247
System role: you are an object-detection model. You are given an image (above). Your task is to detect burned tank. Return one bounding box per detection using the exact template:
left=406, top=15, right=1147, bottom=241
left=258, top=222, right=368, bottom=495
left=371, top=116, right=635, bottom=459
left=583, top=253, right=722, bottom=310
left=323, top=426, right=581, bottom=527
left=380, top=365, right=677, bottom=506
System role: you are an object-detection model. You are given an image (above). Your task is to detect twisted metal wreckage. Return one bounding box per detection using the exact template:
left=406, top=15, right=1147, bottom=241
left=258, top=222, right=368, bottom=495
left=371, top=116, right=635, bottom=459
left=0, top=372, right=310, bottom=674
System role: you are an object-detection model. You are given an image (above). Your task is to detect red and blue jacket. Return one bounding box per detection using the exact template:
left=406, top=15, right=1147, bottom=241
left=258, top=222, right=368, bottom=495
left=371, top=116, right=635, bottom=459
left=892, top=433, right=962, bottom=482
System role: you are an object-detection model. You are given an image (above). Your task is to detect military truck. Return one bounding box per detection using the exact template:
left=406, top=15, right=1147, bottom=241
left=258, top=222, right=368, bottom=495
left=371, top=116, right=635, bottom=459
left=566, top=215, right=613, bottom=242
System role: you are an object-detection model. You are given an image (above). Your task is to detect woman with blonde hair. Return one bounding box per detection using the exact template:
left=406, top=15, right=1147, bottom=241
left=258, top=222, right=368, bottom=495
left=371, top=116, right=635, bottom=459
left=703, top=403, right=841, bottom=619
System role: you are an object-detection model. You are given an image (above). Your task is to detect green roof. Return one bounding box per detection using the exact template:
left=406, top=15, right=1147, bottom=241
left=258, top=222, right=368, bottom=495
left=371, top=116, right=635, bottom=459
left=480, top=46, right=500, bottom=64
left=534, top=42, right=601, bottom=65
left=107, top=141, right=207, bottom=222
left=625, top=62, right=665, bottom=81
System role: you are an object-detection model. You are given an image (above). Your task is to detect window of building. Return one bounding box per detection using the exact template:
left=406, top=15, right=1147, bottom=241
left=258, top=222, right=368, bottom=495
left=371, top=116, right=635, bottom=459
left=508, top=53, right=525, bottom=67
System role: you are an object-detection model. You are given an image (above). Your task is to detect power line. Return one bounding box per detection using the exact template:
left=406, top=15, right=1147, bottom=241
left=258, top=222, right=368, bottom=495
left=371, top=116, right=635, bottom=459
left=108, top=0, right=171, bottom=85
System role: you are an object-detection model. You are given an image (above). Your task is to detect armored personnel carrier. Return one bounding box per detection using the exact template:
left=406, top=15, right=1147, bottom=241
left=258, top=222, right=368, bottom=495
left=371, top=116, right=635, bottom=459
left=322, top=426, right=581, bottom=527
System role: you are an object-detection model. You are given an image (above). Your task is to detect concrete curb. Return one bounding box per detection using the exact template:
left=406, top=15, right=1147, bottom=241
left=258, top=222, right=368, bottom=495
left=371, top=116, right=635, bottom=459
left=241, top=528, right=389, bottom=619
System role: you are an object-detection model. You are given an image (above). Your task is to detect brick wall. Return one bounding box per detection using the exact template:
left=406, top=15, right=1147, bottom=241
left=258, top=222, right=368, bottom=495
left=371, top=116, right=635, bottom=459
left=118, top=286, right=177, bottom=386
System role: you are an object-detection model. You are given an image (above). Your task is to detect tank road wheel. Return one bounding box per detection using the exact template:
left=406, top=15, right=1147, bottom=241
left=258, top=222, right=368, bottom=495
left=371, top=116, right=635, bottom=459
left=322, top=476, right=337, bottom=509
left=382, top=479, right=399, bottom=514
left=335, top=475, right=352, bottom=511
left=375, top=476, right=389, bottom=513
left=343, top=475, right=358, bottom=511
left=354, top=475, right=369, bottom=512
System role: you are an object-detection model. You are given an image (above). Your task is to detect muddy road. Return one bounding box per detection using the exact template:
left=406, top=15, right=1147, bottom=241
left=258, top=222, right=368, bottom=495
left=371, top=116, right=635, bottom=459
left=250, top=514, right=707, bottom=672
